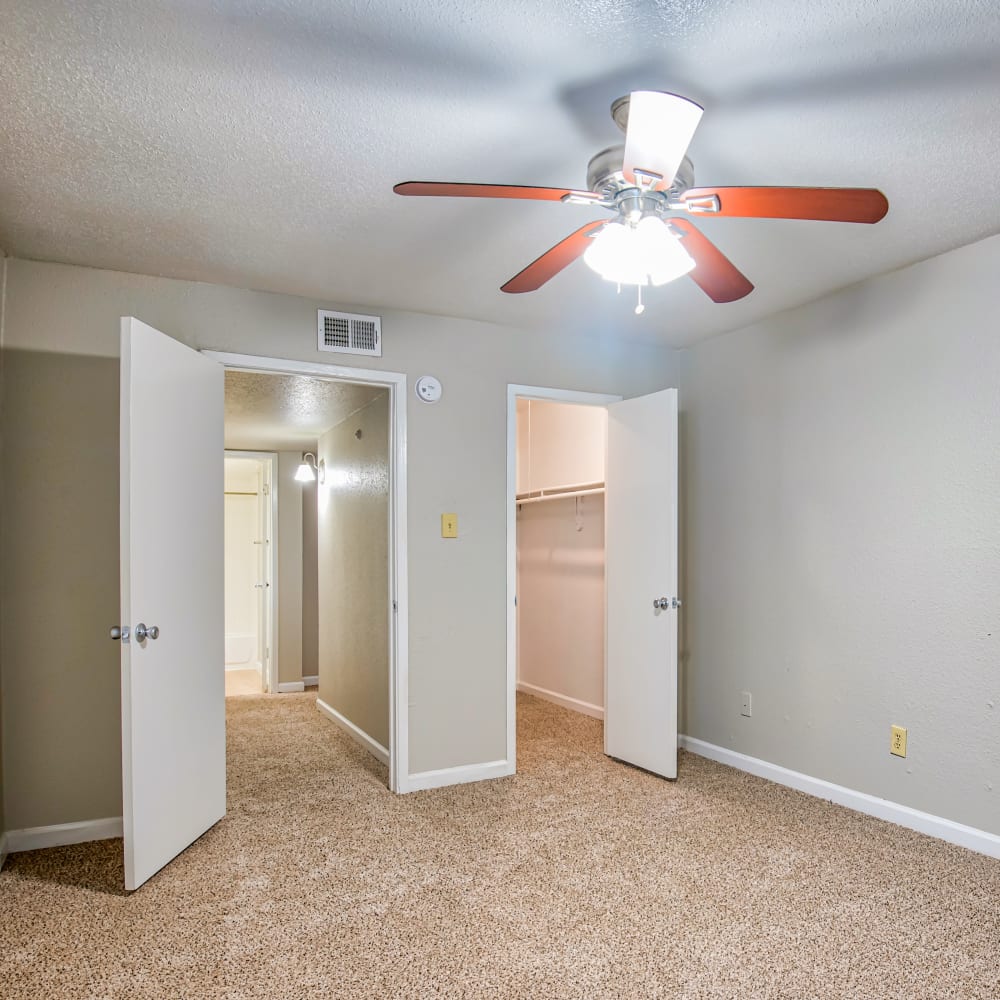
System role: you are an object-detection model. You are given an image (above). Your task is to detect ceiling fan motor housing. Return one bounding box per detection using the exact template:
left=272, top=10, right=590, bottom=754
left=585, top=146, right=696, bottom=234
left=586, top=146, right=695, bottom=205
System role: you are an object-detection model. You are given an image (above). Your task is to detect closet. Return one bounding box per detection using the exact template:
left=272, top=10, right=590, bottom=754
left=516, top=398, right=608, bottom=719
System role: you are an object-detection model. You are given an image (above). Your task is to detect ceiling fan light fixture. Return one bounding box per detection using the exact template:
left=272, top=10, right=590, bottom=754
left=583, top=218, right=695, bottom=288
left=636, top=217, right=695, bottom=286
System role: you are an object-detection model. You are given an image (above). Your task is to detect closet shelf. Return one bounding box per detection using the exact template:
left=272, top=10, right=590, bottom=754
left=516, top=481, right=604, bottom=506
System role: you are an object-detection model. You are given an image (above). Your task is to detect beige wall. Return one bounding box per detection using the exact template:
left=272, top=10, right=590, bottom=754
left=318, top=394, right=390, bottom=748
left=3, top=236, right=998, bottom=836
left=680, top=232, right=1000, bottom=835
left=276, top=451, right=304, bottom=685
left=0, top=255, right=7, bottom=847
left=517, top=496, right=605, bottom=712
left=301, top=479, right=318, bottom=680
left=0, top=349, right=122, bottom=829
left=0, top=257, right=679, bottom=826
left=517, top=399, right=607, bottom=494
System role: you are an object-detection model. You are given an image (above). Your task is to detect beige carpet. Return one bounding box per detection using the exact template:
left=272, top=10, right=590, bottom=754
left=1, top=693, right=998, bottom=999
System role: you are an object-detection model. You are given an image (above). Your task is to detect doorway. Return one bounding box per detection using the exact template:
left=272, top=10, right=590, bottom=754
left=210, top=351, right=409, bottom=794
left=506, top=384, right=682, bottom=781
left=506, top=386, right=621, bottom=769
left=223, top=451, right=277, bottom=697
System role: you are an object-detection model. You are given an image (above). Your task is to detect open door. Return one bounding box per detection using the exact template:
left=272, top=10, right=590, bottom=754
left=118, top=317, right=225, bottom=890
left=605, top=388, right=679, bottom=779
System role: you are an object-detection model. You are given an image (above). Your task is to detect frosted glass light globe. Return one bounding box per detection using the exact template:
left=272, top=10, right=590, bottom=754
left=583, top=218, right=695, bottom=287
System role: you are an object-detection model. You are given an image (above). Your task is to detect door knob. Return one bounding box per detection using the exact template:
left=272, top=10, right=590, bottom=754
left=110, top=625, right=130, bottom=641
left=134, top=623, right=160, bottom=641
left=653, top=597, right=682, bottom=611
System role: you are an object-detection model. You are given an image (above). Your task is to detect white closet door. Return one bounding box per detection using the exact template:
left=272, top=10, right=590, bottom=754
left=605, top=388, right=679, bottom=779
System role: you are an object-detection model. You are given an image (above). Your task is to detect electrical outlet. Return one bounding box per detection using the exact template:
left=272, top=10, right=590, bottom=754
left=740, top=691, right=752, bottom=718
left=890, top=725, right=907, bottom=757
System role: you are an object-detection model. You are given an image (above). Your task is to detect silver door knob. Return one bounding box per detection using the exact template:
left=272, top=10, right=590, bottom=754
left=673, top=597, right=683, bottom=609
left=110, top=625, right=129, bottom=641
left=134, top=623, right=160, bottom=641
left=653, top=597, right=670, bottom=610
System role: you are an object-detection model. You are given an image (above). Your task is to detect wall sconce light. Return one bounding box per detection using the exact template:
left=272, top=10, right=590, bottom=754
left=294, top=452, right=318, bottom=482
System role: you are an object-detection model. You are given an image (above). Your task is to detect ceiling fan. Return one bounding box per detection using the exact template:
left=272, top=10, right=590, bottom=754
left=394, top=91, right=889, bottom=314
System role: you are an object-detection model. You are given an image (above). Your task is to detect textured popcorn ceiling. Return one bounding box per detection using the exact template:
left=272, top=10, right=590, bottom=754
left=224, top=371, right=384, bottom=452
left=1, top=1, right=998, bottom=346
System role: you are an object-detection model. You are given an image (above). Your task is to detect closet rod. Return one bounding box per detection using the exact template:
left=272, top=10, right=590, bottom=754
left=517, top=487, right=604, bottom=506
left=224, top=490, right=258, bottom=496
left=517, top=480, right=604, bottom=500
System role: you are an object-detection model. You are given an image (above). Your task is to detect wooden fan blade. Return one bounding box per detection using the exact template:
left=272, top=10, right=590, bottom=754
left=501, top=221, right=608, bottom=293
left=681, top=186, right=889, bottom=223
left=670, top=219, right=754, bottom=303
left=394, top=181, right=589, bottom=202
left=622, top=91, right=703, bottom=190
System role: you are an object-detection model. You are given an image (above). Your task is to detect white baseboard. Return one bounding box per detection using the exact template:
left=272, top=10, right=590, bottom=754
left=317, top=697, right=389, bottom=765
left=277, top=681, right=305, bottom=693
left=407, top=759, right=514, bottom=793
left=302, top=674, right=319, bottom=687
left=5, top=816, right=124, bottom=855
left=517, top=681, right=604, bottom=720
left=679, top=736, right=1000, bottom=860
left=225, top=663, right=262, bottom=672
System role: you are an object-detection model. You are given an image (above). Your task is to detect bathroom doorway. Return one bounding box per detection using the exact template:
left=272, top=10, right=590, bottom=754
left=224, top=451, right=277, bottom=696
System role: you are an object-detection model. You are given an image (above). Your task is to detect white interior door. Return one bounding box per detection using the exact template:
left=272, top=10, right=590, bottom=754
left=119, top=317, right=225, bottom=891
left=605, top=388, right=679, bottom=779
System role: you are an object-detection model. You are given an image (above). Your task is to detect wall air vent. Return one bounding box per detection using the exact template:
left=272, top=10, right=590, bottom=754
left=317, top=310, right=382, bottom=357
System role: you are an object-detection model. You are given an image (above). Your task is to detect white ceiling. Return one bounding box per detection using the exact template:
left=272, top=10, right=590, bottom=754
left=224, top=371, right=384, bottom=452
left=2, top=1, right=998, bottom=346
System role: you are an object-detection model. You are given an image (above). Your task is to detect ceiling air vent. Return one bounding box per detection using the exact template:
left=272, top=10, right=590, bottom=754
left=317, top=310, right=382, bottom=357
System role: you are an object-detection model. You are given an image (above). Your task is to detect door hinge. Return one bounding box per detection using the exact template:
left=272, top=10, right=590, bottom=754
left=392, top=599, right=398, bottom=612
left=262, top=483, right=270, bottom=496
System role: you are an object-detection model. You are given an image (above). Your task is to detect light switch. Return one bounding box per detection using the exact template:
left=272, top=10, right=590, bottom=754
left=441, top=513, right=458, bottom=538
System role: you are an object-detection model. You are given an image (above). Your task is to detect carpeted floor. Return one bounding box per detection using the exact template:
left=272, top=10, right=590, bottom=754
left=1, top=693, right=998, bottom=999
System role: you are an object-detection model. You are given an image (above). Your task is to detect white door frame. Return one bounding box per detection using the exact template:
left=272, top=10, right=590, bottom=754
left=207, top=352, right=409, bottom=794
left=224, top=450, right=279, bottom=694
left=506, top=385, right=622, bottom=771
